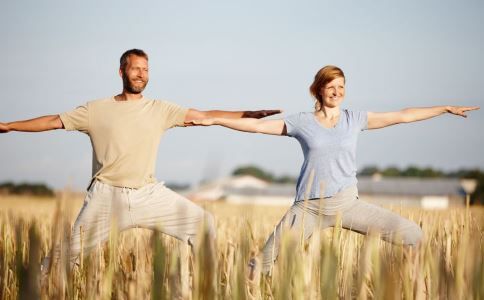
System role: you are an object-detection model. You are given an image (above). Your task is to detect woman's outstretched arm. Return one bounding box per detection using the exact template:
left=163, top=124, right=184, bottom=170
left=184, top=109, right=281, bottom=122
left=367, top=106, right=479, bottom=130
left=185, top=118, right=287, bottom=136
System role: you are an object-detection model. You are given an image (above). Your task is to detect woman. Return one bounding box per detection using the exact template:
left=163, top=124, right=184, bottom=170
left=186, top=65, right=479, bottom=276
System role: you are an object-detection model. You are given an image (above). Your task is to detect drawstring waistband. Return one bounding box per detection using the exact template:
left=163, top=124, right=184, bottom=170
left=296, top=185, right=359, bottom=215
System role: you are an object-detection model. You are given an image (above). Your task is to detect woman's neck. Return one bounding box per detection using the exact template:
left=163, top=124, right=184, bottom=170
left=316, top=106, right=340, bottom=119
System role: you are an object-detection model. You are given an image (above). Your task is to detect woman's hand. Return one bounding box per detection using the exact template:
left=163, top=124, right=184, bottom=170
left=446, top=106, right=480, bottom=118
left=184, top=118, right=217, bottom=127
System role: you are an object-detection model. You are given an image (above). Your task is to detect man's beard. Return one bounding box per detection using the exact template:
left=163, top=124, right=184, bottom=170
left=122, top=74, right=148, bottom=94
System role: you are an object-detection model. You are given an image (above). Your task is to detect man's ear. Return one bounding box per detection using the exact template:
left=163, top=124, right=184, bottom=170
left=118, top=68, right=123, bottom=78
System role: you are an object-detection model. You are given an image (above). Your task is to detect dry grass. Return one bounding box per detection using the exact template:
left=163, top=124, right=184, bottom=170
left=0, top=194, right=483, bottom=299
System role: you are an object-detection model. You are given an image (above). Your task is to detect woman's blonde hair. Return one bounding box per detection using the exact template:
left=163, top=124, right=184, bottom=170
left=309, top=65, right=345, bottom=111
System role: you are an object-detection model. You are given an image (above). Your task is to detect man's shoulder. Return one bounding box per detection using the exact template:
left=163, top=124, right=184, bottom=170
left=87, top=97, right=114, bottom=105
left=151, top=99, right=177, bottom=105
left=151, top=99, right=186, bottom=110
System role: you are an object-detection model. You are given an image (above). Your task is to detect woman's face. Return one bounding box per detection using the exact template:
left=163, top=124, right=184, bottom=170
left=320, top=77, right=345, bottom=108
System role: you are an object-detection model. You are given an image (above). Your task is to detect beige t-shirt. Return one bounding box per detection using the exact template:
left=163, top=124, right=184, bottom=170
left=60, top=97, right=188, bottom=189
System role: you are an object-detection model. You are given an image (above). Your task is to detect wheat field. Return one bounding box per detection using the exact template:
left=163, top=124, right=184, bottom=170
left=0, top=193, right=482, bottom=299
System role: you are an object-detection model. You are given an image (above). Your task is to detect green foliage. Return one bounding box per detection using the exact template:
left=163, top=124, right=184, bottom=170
left=381, top=166, right=401, bottom=177
left=233, top=165, right=273, bottom=181
left=359, top=166, right=379, bottom=176
left=453, top=169, right=484, bottom=205
left=357, top=166, right=484, bottom=205
left=402, top=166, right=444, bottom=177
left=232, top=165, right=483, bottom=204
left=0, top=182, right=54, bottom=197
left=273, top=175, right=296, bottom=184
left=232, top=165, right=296, bottom=183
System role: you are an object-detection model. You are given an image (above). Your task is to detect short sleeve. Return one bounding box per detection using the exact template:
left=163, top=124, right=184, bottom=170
left=284, top=113, right=302, bottom=137
left=59, top=104, right=89, bottom=133
left=349, top=110, right=368, bottom=131
left=159, top=101, right=188, bottom=130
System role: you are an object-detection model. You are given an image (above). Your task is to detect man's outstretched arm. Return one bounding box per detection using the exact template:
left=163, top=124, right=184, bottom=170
left=184, top=109, right=281, bottom=122
left=0, top=115, right=64, bottom=133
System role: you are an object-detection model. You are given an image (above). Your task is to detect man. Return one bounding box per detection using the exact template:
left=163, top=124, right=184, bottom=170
left=0, top=49, right=280, bottom=271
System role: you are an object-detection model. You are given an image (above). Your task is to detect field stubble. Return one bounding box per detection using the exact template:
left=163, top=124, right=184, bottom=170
left=0, top=193, right=482, bottom=299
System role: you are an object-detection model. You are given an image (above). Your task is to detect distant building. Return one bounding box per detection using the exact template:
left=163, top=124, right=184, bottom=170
left=186, top=175, right=472, bottom=209
left=357, top=175, right=467, bottom=209
left=185, top=175, right=295, bottom=205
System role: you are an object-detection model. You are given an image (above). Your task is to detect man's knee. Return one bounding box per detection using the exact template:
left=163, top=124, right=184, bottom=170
left=203, top=212, right=216, bottom=239
left=187, top=211, right=216, bottom=248
left=401, top=223, right=423, bottom=246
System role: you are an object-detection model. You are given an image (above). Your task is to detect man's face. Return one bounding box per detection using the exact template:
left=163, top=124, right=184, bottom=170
left=121, top=55, right=149, bottom=94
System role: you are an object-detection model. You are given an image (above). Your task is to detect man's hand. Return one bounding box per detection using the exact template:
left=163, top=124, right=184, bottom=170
left=446, top=106, right=480, bottom=118
left=0, top=122, right=9, bottom=133
left=242, top=110, right=282, bottom=119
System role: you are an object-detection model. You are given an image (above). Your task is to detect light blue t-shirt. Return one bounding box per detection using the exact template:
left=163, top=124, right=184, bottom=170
left=285, top=109, right=368, bottom=201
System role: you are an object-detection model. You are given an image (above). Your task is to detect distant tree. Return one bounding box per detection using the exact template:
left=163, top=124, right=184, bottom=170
left=381, top=166, right=401, bottom=177
left=400, top=166, right=443, bottom=177
left=358, top=165, right=484, bottom=205
left=273, top=175, right=297, bottom=184
left=359, top=166, right=380, bottom=176
left=420, top=167, right=444, bottom=178
left=0, top=182, right=54, bottom=197
left=0, top=182, right=15, bottom=190
left=455, top=169, right=484, bottom=205
left=233, top=164, right=484, bottom=205
left=232, top=165, right=274, bottom=182
left=360, top=165, right=445, bottom=178
left=401, top=166, right=420, bottom=177
left=232, top=165, right=297, bottom=183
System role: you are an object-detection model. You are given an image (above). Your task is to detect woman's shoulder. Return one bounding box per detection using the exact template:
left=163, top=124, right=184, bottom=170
left=341, top=109, right=368, bottom=128
left=286, top=111, right=313, bottom=118
left=342, top=109, right=366, bottom=118
left=284, top=111, right=313, bottom=123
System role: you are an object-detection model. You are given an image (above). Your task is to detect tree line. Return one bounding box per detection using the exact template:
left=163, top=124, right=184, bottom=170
left=0, top=182, right=54, bottom=197
left=232, top=165, right=484, bottom=204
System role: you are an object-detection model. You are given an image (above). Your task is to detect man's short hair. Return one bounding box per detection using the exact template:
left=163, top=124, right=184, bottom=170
left=120, top=49, right=148, bottom=72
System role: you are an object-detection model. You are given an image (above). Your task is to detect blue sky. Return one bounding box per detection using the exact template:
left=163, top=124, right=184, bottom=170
left=1, top=0, right=483, bottom=190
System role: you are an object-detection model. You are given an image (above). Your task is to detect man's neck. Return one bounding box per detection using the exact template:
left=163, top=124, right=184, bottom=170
left=114, top=92, right=143, bottom=101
